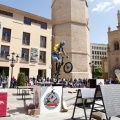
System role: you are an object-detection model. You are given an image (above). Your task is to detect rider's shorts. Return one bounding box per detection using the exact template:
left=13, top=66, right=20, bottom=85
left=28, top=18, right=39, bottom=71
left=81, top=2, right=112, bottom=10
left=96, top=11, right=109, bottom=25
left=52, top=53, right=60, bottom=62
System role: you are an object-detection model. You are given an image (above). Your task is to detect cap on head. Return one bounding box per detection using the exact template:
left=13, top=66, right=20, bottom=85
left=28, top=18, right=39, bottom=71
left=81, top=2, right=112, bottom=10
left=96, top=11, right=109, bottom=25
left=60, top=40, right=65, bottom=45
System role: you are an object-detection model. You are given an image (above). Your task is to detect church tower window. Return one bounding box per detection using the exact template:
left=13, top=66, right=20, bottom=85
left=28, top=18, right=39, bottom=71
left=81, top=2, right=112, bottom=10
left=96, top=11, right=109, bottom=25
left=114, top=41, right=119, bottom=50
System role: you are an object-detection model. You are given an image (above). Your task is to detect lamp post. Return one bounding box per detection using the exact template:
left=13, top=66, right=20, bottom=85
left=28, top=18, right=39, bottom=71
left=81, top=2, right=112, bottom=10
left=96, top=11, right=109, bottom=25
left=7, top=52, right=19, bottom=88
left=89, top=62, right=95, bottom=79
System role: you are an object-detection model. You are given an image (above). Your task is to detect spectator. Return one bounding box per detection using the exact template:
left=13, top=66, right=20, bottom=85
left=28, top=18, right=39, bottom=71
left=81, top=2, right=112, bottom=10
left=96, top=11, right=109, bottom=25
left=26, top=76, right=29, bottom=86
left=113, top=78, right=119, bottom=84
left=12, top=76, right=16, bottom=88
left=33, top=76, right=35, bottom=85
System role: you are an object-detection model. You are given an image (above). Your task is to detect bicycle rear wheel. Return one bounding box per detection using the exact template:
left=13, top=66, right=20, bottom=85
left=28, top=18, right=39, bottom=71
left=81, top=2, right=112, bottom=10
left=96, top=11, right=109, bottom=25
left=63, top=62, right=73, bottom=73
left=52, top=73, right=59, bottom=84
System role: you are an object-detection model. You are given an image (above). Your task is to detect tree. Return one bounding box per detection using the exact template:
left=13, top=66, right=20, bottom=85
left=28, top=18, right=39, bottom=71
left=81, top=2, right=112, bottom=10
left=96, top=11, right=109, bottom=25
left=17, top=72, right=26, bottom=86
left=94, top=66, right=102, bottom=78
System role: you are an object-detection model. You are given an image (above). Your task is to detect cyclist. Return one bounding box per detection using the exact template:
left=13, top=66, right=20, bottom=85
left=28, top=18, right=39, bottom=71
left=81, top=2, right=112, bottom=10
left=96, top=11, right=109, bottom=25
left=52, top=40, right=68, bottom=73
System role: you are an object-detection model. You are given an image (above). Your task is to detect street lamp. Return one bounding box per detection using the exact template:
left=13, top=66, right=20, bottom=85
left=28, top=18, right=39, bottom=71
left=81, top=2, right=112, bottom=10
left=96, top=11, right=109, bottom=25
left=89, top=62, right=95, bottom=79
left=7, top=52, right=19, bottom=88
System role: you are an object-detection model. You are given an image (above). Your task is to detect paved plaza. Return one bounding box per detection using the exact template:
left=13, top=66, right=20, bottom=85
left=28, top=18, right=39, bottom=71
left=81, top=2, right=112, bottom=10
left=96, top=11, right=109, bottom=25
left=0, top=88, right=120, bottom=120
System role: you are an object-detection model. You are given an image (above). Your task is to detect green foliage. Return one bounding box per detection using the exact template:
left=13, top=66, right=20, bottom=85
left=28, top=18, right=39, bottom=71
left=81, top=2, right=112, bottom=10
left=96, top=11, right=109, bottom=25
left=17, top=72, right=26, bottom=86
left=94, top=66, right=102, bottom=78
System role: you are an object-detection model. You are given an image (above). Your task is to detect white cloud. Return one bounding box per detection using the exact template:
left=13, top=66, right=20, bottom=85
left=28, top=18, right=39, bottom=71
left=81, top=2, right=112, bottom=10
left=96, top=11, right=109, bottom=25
left=92, top=0, right=120, bottom=12
left=113, top=0, right=120, bottom=5
left=105, top=6, right=115, bottom=12
left=92, top=2, right=112, bottom=12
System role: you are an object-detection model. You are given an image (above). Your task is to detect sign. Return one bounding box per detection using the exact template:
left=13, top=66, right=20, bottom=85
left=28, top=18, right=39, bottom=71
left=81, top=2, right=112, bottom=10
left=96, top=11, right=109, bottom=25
left=44, top=89, right=59, bottom=110
left=0, top=89, right=7, bottom=117
left=72, top=88, right=95, bottom=120
left=33, top=86, right=40, bottom=109
left=96, top=79, right=104, bottom=85
left=33, top=84, right=62, bottom=114
left=80, top=88, right=95, bottom=99
left=114, top=69, right=120, bottom=82
left=40, top=86, right=62, bottom=114
left=30, top=48, right=38, bottom=62
left=101, top=85, right=120, bottom=117
left=90, top=85, right=120, bottom=120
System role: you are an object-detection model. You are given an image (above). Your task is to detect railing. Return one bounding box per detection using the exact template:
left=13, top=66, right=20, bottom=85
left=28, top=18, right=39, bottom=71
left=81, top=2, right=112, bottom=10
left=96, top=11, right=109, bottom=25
left=39, top=59, right=46, bottom=64
left=40, top=43, right=46, bottom=48
left=2, top=36, right=10, bottom=42
left=22, top=39, right=29, bottom=45
left=0, top=53, right=9, bottom=60
left=20, top=56, right=29, bottom=63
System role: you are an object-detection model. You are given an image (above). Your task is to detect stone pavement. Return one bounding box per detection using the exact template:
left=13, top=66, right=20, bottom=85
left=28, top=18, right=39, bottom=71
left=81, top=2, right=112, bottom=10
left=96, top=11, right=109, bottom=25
left=0, top=88, right=120, bottom=120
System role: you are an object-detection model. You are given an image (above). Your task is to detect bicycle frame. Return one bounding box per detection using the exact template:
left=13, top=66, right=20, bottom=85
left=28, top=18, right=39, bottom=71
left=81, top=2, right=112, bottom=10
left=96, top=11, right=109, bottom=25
left=56, top=56, right=65, bottom=74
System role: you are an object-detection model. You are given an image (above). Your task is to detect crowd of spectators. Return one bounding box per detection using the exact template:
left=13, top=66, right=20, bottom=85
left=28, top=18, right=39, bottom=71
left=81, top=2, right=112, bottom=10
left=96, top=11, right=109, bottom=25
left=34, top=77, right=89, bottom=88
left=0, top=75, right=119, bottom=88
left=29, top=77, right=120, bottom=88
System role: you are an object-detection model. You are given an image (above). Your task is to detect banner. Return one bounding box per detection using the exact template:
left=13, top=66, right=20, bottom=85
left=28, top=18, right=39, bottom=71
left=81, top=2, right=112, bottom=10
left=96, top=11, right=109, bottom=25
left=114, top=69, right=120, bottom=82
left=0, top=89, right=7, bottom=117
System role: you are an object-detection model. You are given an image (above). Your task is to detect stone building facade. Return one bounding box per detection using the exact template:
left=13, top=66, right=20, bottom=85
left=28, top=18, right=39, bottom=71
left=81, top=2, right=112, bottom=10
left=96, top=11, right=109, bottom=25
left=51, top=0, right=91, bottom=79
left=103, top=10, right=120, bottom=79
left=0, top=4, right=54, bottom=86
left=90, top=43, right=107, bottom=67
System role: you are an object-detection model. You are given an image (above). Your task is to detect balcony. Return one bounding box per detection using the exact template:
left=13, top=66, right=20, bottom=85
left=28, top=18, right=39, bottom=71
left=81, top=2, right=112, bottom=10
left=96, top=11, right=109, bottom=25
left=22, top=39, right=29, bottom=45
left=20, top=56, right=29, bottom=63
left=2, top=36, right=10, bottom=42
left=0, top=53, right=9, bottom=61
left=38, top=59, right=46, bottom=65
left=40, top=43, right=46, bottom=48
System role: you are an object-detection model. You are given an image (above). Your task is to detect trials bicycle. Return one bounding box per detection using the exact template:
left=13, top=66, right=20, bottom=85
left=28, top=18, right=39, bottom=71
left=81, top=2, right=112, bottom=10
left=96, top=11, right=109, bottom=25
left=52, top=56, right=73, bottom=84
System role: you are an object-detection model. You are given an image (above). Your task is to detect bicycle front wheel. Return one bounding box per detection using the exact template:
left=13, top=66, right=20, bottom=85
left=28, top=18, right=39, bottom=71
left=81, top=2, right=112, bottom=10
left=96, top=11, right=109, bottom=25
left=63, top=62, right=73, bottom=73
left=52, top=73, right=59, bottom=84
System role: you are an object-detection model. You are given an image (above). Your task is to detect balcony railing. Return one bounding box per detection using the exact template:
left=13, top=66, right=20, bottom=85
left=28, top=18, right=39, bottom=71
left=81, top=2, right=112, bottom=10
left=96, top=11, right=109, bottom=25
left=39, top=59, right=46, bottom=64
left=0, top=53, right=9, bottom=60
left=40, top=43, right=46, bottom=48
left=20, top=56, right=29, bottom=63
left=22, top=39, right=29, bottom=45
left=2, top=36, right=10, bottom=42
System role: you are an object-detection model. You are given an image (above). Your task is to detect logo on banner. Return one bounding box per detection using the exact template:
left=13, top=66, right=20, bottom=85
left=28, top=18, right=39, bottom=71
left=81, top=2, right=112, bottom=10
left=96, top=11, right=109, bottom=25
left=0, top=101, right=4, bottom=105
left=44, top=89, right=59, bottom=110
left=115, top=69, right=120, bottom=82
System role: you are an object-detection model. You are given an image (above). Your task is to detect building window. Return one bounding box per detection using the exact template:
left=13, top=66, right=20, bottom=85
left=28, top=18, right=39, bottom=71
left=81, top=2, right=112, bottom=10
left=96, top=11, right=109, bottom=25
left=21, top=48, right=29, bottom=61
left=39, top=51, right=46, bottom=63
left=23, top=17, right=47, bottom=29
left=114, top=41, right=119, bottom=50
left=24, top=17, right=31, bottom=25
left=22, top=32, right=30, bottom=45
left=0, top=10, right=13, bottom=17
left=40, top=36, right=46, bottom=48
left=1, top=45, right=9, bottom=59
left=41, top=22, right=47, bottom=29
left=2, top=28, right=11, bottom=42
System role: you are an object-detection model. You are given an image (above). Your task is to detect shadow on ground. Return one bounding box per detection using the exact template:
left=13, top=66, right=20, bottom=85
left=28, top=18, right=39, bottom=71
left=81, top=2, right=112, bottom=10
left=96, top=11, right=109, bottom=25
left=12, top=93, right=21, bottom=96
left=8, top=107, right=26, bottom=115
left=64, top=117, right=86, bottom=120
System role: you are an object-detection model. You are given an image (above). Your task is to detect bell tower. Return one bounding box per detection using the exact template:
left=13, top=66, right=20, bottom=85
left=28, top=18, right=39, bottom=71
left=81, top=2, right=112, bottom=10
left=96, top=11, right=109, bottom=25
left=52, top=0, right=91, bottom=79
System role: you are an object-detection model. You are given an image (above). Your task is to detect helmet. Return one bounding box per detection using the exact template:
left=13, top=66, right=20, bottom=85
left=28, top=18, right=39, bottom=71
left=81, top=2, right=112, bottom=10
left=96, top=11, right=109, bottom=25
left=61, top=40, right=65, bottom=45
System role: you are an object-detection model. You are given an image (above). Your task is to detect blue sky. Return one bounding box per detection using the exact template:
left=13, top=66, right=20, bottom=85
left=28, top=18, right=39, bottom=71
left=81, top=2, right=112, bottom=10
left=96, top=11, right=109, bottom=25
left=0, top=0, right=120, bottom=44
